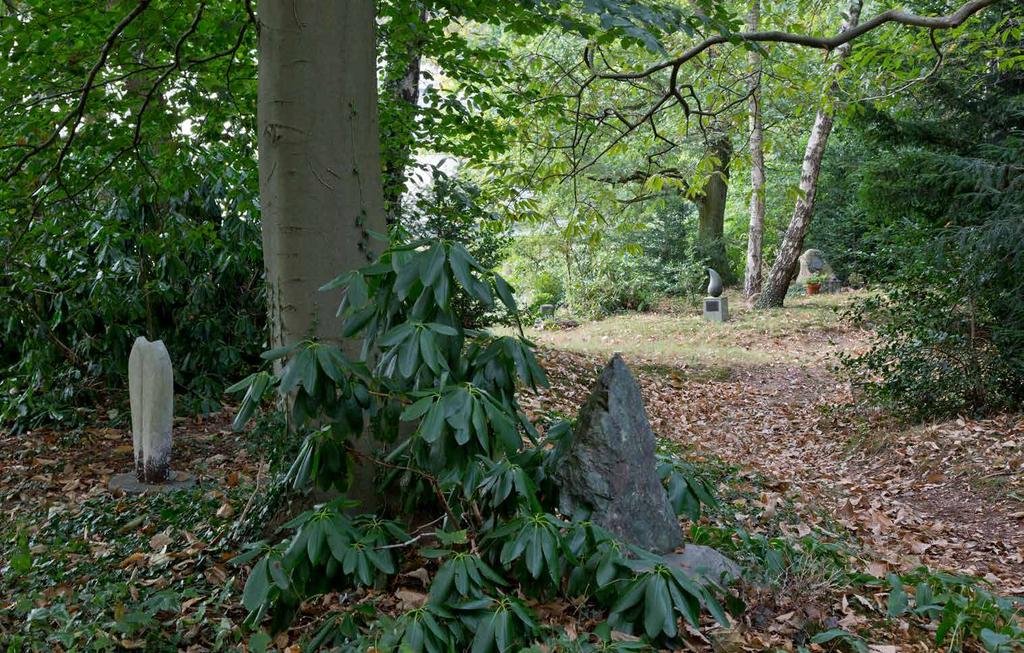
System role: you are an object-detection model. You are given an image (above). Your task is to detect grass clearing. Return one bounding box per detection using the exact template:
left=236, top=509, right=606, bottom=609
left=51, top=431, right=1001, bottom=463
left=516, top=291, right=867, bottom=372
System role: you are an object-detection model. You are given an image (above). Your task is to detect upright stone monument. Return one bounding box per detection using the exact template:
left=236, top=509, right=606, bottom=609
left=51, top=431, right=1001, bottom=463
left=554, top=355, right=683, bottom=553
left=111, top=337, right=193, bottom=492
left=702, top=268, right=728, bottom=322
left=130, top=337, right=173, bottom=482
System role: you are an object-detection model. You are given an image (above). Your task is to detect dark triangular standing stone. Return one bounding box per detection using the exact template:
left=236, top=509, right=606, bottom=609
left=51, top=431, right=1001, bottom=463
left=554, top=354, right=683, bottom=553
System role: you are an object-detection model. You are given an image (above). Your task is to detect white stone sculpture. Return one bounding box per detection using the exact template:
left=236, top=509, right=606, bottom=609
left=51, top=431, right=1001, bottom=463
left=128, top=336, right=174, bottom=483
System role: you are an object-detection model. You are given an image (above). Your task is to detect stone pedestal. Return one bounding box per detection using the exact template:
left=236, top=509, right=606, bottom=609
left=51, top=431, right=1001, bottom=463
left=110, top=470, right=195, bottom=494
left=703, top=296, right=729, bottom=322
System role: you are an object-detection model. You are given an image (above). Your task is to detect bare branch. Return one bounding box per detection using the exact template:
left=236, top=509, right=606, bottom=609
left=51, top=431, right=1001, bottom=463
left=3, top=0, right=152, bottom=183
left=586, top=167, right=690, bottom=186
left=131, top=3, right=206, bottom=148
left=20, top=6, right=251, bottom=214
left=243, top=0, right=258, bottom=33
left=560, top=0, right=998, bottom=184
left=589, top=0, right=999, bottom=82
left=858, top=29, right=946, bottom=103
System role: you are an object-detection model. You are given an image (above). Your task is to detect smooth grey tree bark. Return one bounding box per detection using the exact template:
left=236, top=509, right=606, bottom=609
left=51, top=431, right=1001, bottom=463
left=743, top=0, right=766, bottom=300
left=259, top=0, right=386, bottom=349
left=258, top=0, right=388, bottom=507
left=755, top=0, right=863, bottom=309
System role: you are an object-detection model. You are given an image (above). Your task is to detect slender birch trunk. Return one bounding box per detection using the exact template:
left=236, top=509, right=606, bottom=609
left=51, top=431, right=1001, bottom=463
left=755, top=0, right=863, bottom=309
left=743, top=0, right=766, bottom=300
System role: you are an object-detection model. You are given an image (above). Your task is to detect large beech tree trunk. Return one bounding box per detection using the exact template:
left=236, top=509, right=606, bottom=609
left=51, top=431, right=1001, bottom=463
left=754, top=0, right=863, bottom=309
left=743, top=0, right=766, bottom=300
left=696, top=134, right=733, bottom=281
left=258, top=1, right=387, bottom=507
left=259, top=0, right=386, bottom=349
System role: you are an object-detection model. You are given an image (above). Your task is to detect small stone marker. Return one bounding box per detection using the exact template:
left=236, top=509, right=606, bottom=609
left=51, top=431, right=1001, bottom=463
left=554, top=354, right=683, bottom=553
left=130, top=336, right=173, bottom=482
left=539, top=304, right=555, bottom=318
left=703, top=268, right=728, bottom=322
left=703, top=296, right=729, bottom=322
left=110, top=337, right=194, bottom=493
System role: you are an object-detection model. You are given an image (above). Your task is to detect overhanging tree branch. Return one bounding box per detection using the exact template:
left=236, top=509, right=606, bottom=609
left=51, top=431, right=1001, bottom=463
left=565, top=0, right=999, bottom=183
left=243, top=0, right=258, bottom=32
left=858, top=29, right=945, bottom=103
left=588, top=0, right=999, bottom=82
left=13, top=12, right=249, bottom=212
left=585, top=167, right=690, bottom=187
left=131, top=3, right=206, bottom=148
left=2, top=0, right=152, bottom=184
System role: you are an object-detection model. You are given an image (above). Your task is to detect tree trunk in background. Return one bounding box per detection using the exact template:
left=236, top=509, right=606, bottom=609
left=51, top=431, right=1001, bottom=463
left=696, top=134, right=733, bottom=282
left=383, top=8, right=426, bottom=226
left=755, top=0, right=863, bottom=309
left=743, top=0, right=766, bottom=300
left=258, top=0, right=387, bottom=507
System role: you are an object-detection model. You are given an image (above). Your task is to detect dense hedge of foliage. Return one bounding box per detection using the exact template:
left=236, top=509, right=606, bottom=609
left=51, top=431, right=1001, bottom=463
left=504, top=198, right=707, bottom=319
left=0, top=181, right=266, bottom=431
left=822, top=15, right=1024, bottom=419
left=0, top=2, right=270, bottom=431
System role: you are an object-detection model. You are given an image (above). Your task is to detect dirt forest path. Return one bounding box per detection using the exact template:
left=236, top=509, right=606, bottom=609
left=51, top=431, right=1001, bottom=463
left=521, top=294, right=1024, bottom=596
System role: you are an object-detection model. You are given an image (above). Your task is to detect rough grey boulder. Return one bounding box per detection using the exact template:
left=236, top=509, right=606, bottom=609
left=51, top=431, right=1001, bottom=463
left=662, top=545, right=741, bottom=586
left=555, top=354, right=683, bottom=553
left=795, top=249, right=833, bottom=285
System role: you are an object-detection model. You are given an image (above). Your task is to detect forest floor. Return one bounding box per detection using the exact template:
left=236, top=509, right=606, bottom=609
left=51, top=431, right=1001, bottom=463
left=523, top=291, right=1024, bottom=595
left=521, top=291, right=1024, bottom=651
left=2, top=291, right=1022, bottom=651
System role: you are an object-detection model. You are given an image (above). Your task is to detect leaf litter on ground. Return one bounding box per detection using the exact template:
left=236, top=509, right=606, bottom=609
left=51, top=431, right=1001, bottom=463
left=2, top=294, right=1022, bottom=650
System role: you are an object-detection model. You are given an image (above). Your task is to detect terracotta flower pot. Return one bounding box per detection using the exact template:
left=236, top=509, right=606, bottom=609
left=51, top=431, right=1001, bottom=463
left=806, top=282, right=821, bottom=295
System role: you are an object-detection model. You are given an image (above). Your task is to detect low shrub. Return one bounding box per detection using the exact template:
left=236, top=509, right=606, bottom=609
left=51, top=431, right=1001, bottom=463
left=228, top=238, right=729, bottom=649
